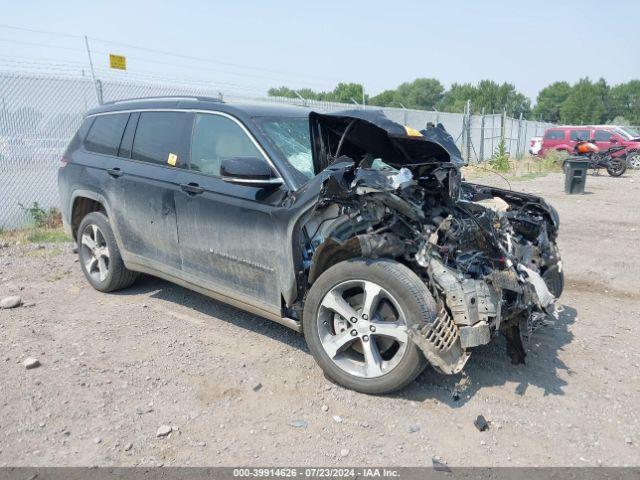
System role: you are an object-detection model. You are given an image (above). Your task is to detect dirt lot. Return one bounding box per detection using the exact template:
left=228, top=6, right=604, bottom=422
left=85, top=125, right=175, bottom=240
left=1, top=170, right=639, bottom=467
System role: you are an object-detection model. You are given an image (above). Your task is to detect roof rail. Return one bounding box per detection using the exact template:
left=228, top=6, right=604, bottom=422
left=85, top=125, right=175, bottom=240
left=102, top=95, right=224, bottom=105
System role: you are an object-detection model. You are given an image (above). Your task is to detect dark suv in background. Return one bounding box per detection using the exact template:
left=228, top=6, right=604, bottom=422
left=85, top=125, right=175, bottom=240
left=59, top=97, right=562, bottom=394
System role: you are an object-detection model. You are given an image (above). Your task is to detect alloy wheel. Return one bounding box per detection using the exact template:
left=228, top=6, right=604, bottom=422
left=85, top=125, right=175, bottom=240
left=316, top=279, right=409, bottom=378
left=80, top=224, right=110, bottom=282
left=627, top=153, right=640, bottom=169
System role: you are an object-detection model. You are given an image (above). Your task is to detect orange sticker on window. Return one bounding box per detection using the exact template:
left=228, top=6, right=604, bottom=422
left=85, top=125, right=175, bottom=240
left=167, top=153, right=177, bottom=166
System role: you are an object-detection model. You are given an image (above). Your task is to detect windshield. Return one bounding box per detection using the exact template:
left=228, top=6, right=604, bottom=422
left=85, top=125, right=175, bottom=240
left=257, top=117, right=314, bottom=178
left=618, top=126, right=640, bottom=138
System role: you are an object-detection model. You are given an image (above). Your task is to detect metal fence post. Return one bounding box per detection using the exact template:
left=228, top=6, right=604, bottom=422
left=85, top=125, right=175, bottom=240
left=516, top=112, right=523, bottom=159
left=479, top=108, right=485, bottom=162
left=465, top=99, right=472, bottom=163
left=491, top=110, right=495, bottom=156
left=501, top=109, right=506, bottom=150
left=83, top=35, right=103, bottom=105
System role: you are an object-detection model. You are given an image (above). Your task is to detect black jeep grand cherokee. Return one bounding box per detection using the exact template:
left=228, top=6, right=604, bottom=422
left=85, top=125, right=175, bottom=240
left=58, top=97, right=563, bottom=394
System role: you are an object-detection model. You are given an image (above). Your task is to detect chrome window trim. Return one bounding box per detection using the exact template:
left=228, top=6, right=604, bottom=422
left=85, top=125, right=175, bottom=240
left=85, top=108, right=287, bottom=186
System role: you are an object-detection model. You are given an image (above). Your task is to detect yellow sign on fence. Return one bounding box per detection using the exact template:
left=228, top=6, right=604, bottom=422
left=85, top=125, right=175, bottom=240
left=109, top=54, right=126, bottom=70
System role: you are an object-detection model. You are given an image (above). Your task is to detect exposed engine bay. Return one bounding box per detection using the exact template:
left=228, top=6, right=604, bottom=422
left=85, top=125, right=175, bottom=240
left=299, top=111, right=563, bottom=373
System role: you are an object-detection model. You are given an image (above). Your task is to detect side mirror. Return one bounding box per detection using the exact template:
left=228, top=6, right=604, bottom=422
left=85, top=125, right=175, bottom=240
left=220, top=156, right=283, bottom=187
left=610, top=137, right=619, bottom=143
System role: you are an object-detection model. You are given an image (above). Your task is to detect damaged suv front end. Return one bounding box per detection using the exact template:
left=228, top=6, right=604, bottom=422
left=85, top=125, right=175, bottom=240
left=298, top=111, right=563, bottom=382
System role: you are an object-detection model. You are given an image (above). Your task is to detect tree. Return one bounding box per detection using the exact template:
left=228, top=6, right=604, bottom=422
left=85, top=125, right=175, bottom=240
left=369, top=89, right=396, bottom=107
left=267, top=86, right=299, bottom=99
left=392, top=78, right=445, bottom=110
left=560, top=78, right=608, bottom=124
left=439, top=82, right=477, bottom=113
left=331, top=83, right=366, bottom=104
left=609, top=80, right=640, bottom=125
left=475, top=80, right=531, bottom=117
left=440, top=81, right=530, bottom=117
left=533, top=82, right=571, bottom=122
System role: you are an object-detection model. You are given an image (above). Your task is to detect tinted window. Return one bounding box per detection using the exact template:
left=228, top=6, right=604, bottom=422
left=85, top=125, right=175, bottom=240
left=594, top=130, right=613, bottom=142
left=84, top=114, right=129, bottom=156
left=132, top=112, right=190, bottom=167
left=64, top=116, right=94, bottom=156
left=570, top=130, right=590, bottom=141
left=190, top=113, right=265, bottom=176
left=544, top=130, right=565, bottom=140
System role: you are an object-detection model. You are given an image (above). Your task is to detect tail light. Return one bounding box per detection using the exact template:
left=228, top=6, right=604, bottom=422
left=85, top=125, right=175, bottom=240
left=60, top=157, right=70, bottom=167
left=530, top=140, right=535, bottom=147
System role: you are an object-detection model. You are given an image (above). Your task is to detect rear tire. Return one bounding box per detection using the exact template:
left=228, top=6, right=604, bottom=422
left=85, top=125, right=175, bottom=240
left=77, top=211, right=138, bottom=292
left=303, top=258, right=430, bottom=394
left=606, top=158, right=626, bottom=177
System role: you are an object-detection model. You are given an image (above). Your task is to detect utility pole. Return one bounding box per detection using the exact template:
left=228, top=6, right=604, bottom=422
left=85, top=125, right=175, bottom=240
left=84, top=36, right=103, bottom=105
left=361, top=84, right=366, bottom=108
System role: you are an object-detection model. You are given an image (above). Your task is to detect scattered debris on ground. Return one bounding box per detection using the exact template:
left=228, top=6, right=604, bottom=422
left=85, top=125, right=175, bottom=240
left=474, top=415, right=489, bottom=432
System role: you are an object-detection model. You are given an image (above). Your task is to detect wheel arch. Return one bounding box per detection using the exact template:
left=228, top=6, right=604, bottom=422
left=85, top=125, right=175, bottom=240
left=307, top=232, right=407, bottom=286
left=70, top=191, right=108, bottom=240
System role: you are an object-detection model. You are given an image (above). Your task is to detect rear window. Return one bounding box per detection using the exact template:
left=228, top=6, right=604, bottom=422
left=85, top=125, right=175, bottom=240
left=84, top=114, right=129, bottom=156
left=544, top=130, right=565, bottom=140
left=569, top=130, right=590, bottom=141
left=131, top=112, right=191, bottom=167
left=594, top=130, right=613, bottom=141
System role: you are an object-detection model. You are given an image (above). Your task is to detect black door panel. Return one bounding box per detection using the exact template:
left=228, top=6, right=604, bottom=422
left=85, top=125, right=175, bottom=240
left=175, top=172, right=287, bottom=308
left=116, top=161, right=183, bottom=269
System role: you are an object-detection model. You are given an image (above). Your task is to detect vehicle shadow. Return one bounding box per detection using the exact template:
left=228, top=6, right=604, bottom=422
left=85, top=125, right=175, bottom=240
left=114, top=275, right=576, bottom=405
left=113, top=274, right=309, bottom=353
left=396, top=305, right=577, bottom=407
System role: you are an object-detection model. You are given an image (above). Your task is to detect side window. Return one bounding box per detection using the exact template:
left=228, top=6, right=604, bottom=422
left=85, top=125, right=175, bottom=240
left=190, top=113, right=265, bottom=176
left=84, top=114, right=129, bottom=156
left=569, top=130, right=590, bottom=141
left=544, top=130, right=565, bottom=140
left=594, top=130, right=612, bottom=142
left=131, top=112, right=190, bottom=167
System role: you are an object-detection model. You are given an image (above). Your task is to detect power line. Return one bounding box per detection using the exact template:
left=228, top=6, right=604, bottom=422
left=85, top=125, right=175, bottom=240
left=0, top=23, right=346, bottom=86
left=0, top=23, right=83, bottom=39
left=0, top=37, right=337, bottom=92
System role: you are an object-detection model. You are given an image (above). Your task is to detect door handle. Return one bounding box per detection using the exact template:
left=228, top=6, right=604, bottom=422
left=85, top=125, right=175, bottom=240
left=107, top=167, right=123, bottom=178
left=180, top=183, right=204, bottom=195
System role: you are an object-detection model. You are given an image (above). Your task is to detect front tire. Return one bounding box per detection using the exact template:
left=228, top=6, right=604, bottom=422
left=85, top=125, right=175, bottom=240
left=77, top=211, right=138, bottom=292
left=303, top=258, right=430, bottom=394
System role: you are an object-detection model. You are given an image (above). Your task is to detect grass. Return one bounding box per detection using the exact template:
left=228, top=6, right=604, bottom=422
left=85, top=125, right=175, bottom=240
left=0, top=227, right=72, bottom=245
left=1, top=203, right=71, bottom=245
left=464, top=151, right=566, bottom=183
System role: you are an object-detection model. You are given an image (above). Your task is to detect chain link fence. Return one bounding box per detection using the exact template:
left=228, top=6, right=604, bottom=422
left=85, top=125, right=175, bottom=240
left=0, top=70, right=553, bottom=229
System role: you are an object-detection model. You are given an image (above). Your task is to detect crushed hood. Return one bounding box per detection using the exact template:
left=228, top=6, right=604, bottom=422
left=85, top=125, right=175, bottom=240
left=309, top=110, right=465, bottom=174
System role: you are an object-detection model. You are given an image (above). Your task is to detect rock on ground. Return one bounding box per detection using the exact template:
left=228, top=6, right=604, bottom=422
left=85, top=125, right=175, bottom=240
left=0, top=296, right=22, bottom=309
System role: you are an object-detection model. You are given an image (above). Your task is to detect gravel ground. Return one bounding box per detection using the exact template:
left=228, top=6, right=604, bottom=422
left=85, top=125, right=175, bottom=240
left=1, top=170, right=639, bottom=467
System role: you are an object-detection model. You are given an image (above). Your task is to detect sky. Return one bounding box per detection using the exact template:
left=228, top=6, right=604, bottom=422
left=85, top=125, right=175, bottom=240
left=1, top=0, right=639, bottom=103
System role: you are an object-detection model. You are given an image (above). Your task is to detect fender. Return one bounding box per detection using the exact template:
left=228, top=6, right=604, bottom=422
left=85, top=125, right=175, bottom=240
left=69, top=189, right=127, bottom=256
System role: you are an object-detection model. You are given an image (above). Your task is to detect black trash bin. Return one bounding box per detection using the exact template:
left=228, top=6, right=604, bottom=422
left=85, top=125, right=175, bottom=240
left=564, top=158, right=590, bottom=194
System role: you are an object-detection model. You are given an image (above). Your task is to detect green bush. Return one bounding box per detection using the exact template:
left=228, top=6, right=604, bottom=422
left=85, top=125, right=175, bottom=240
left=488, top=137, right=511, bottom=172
left=18, top=202, right=62, bottom=229
left=540, top=149, right=568, bottom=172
